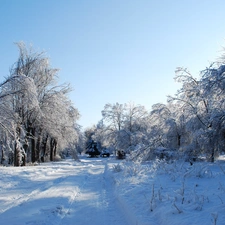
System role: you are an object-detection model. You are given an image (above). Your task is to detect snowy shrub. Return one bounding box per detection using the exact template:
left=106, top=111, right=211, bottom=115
left=113, top=163, right=123, bottom=173
left=211, top=212, right=218, bottom=225
left=193, top=193, right=207, bottom=211
left=129, top=145, right=180, bottom=163
left=152, top=159, right=186, bottom=182
left=128, top=144, right=153, bottom=163
left=123, top=163, right=143, bottom=177
left=184, top=163, right=213, bottom=178
left=150, top=158, right=167, bottom=173
left=179, top=144, right=200, bottom=163
left=153, top=147, right=179, bottom=161
left=150, top=183, right=155, bottom=211
left=173, top=202, right=183, bottom=214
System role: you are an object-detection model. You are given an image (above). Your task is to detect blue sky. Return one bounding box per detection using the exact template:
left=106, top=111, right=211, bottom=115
left=1, top=0, right=225, bottom=128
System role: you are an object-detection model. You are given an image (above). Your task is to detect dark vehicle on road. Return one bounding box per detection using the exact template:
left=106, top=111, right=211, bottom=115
left=100, top=149, right=110, bottom=157
left=85, top=141, right=100, bottom=157
left=116, top=150, right=126, bottom=159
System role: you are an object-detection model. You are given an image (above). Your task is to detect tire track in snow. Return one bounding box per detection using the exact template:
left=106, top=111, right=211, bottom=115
left=102, top=161, right=131, bottom=225
left=0, top=174, right=69, bottom=214
left=0, top=159, right=133, bottom=225
left=55, top=165, right=91, bottom=225
left=63, top=159, right=130, bottom=225
left=48, top=159, right=130, bottom=225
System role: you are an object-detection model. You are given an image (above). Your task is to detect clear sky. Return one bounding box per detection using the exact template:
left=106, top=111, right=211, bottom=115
left=1, top=0, right=225, bottom=128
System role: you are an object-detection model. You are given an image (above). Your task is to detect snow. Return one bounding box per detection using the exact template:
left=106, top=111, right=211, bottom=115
left=0, top=156, right=225, bottom=225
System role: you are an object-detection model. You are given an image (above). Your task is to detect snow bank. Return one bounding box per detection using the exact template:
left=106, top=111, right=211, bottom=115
left=109, top=159, right=225, bottom=225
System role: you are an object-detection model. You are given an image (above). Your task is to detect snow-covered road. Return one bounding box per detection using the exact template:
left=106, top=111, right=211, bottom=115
left=1, top=156, right=225, bottom=225
left=0, top=157, right=130, bottom=225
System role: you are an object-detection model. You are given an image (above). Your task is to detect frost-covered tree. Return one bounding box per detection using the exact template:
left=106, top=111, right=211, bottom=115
left=0, top=73, right=39, bottom=166
left=165, top=62, right=225, bottom=162
left=100, top=102, right=148, bottom=153
left=0, top=42, right=81, bottom=166
left=41, top=90, right=80, bottom=161
left=130, top=60, right=225, bottom=162
left=122, top=102, right=148, bottom=151
left=167, top=67, right=214, bottom=160
left=101, top=103, right=126, bottom=151
left=102, top=103, right=125, bottom=131
left=199, top=64, right=225, bottom=160
left=84, top=125, right=102, bottom=153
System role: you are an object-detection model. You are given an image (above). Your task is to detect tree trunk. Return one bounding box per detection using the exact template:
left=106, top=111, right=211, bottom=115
left=23, top=139, right=28, bottom=166
left=14, top=139, right=20, bottom=167
left=53, top=139, right=57, bottom=157
left=22, top=153, right=26, bottom=166
left=14, top=125, right=21, bottom=167
left=50, top=138, right=54, bottom=161
left=0, top=141, right=4, bottom=164
left=31, top=127, right=36, bottom=163
left=177, top=134, right=181, bottom=147
left=35, top=131, right=42, bottom=162
left=41, top=134, right=48, bottom=162
left=50, top=138, right=57, bottom=161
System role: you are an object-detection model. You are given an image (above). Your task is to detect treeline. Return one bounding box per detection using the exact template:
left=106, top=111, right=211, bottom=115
left=2, top=42, right=225, bottom=166
left=85, top=55, right=225, bottom=163
left=0, top=43, right=82, bottom=166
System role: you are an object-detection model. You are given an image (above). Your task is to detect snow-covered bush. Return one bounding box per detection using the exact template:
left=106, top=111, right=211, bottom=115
left=113, top=163, right=123, bottom=173
left=129, top=144, right=180, bottom=163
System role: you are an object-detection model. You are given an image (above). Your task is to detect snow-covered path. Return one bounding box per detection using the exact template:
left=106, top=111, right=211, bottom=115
left=2, top=156, right=225, bottom=225
left=0, top=158, right=129, bottom=225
